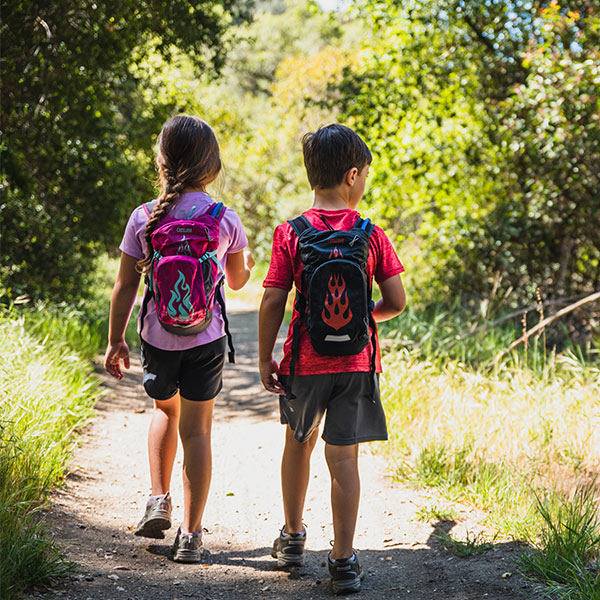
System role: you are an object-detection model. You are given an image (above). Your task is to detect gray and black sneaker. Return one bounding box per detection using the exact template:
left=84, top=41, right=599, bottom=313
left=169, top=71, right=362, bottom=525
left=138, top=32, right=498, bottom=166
left=133, top=492, right=172, bottom=539
left=328, top=551, right=364, bottom=595
left=271, top=526, right=306, bottom=567
left=172, top=528, right=204, bottom=563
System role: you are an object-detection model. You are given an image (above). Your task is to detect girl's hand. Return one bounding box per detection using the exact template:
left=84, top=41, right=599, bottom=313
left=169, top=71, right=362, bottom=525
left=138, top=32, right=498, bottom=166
left=259, top=358, right=285, bottom=394
left=244, top=249, right=255, bottom=271
left=104, top=340, right=130, bottom=380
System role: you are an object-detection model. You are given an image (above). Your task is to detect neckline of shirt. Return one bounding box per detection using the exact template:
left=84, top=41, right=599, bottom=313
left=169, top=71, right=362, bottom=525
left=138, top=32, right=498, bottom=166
left=305, top=207, right=358, bottom=214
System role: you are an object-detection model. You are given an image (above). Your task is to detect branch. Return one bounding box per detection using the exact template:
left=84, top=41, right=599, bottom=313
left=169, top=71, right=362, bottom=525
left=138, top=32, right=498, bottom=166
left=442, top=293, right=593, bottom=350
left=494, top=291, right=600, bottom=364
left=462, top=14, right=496, bottom=55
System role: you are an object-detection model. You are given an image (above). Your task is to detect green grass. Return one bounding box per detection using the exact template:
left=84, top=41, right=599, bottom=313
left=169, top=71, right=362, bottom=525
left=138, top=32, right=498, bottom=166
left=380, top=343, right=599, bottom=536
left=379, top=305, right=599, bottom=595
left=0, top=305, right=100, bottom=598
left=434, top=529, right=495, bottom=557
left=518, top=483, right=600, bottom=599
left=414, top=504, right=459, bottom=523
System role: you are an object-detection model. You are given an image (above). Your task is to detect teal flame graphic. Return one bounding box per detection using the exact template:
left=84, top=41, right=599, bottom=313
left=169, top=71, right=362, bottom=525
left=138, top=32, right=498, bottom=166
left=167, top=271, right=194, bottom=321
left=178, top=235, right=192, bottom=256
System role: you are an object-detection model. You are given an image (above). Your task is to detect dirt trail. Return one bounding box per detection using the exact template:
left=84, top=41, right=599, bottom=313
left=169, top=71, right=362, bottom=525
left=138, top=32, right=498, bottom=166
left=33, top=306, right=543, bottom=600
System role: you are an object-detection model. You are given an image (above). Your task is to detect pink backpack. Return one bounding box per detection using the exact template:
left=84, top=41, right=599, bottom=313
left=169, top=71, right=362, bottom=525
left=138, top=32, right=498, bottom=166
left=139, top=201, right=235, bottom=361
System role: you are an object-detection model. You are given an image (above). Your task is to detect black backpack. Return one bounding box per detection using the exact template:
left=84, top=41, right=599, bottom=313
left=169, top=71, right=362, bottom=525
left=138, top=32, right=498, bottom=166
left=286, top=214, right=377, bottom=397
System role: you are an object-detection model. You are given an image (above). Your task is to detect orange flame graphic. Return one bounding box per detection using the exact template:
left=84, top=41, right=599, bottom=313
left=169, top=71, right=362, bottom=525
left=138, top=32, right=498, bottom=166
left=322, top=274, right=352, bottom=330
left=328, top=247, right=343, bottom=259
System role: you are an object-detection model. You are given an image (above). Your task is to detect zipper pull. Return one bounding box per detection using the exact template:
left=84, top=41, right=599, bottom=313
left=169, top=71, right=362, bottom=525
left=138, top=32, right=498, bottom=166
left=349, top=235, right=359, bottom=246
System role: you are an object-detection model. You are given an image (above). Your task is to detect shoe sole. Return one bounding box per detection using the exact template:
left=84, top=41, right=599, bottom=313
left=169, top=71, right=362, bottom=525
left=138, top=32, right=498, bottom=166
left=331, top=571, right=365, bottom=595
left=274, top=552, right=304, bottom=567
left=134, top=515, right=171, bottom=539
left=173, top=548, right=203, bottom=563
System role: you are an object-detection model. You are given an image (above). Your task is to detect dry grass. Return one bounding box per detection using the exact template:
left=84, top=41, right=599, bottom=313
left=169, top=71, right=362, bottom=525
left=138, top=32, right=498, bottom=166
left=379, top=349, right=600, bottom=537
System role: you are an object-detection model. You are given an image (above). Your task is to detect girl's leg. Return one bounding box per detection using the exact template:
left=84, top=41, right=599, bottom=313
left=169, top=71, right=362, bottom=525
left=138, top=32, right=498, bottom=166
left=178, top=396, right=215, bottom=533
left=325, top=442, right=360, bottom=560
left=148, top=393, right=180, bottom=495
left=281, top=425, right=319, bottom=533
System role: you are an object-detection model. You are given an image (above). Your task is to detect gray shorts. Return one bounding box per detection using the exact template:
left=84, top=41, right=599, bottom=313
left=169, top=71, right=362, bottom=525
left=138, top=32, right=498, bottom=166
left=278, top=372, right=388, bottom=446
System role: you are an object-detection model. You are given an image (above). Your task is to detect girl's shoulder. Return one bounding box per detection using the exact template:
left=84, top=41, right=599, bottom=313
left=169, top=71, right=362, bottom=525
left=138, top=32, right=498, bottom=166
left=125, top=202, right=154, bottom=230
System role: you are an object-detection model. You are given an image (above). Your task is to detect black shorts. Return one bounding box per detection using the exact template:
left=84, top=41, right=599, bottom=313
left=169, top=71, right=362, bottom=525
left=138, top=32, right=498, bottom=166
left=278, top=372, right=388, bottom=446
left=140, top=336, right=226, bottom=402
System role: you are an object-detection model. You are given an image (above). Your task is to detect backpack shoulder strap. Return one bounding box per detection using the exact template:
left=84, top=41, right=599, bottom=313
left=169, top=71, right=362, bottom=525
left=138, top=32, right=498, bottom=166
left=214, top=283, right=235, bottom=364
left=288, top=215, right=312, bottom=237
left=142, top=200, right=158, bottom=219
left=353, top=216, right=375, bottom=237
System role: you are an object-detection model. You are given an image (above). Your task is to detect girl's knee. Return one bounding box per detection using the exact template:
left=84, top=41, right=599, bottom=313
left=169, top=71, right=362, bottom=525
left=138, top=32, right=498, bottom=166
left=153, top=394, right=180, bottom=419
left=179, top=421, right=212, bottom=443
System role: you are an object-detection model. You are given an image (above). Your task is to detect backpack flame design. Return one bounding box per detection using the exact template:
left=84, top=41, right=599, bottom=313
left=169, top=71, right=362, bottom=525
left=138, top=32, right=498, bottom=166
left=178, top=236, right=192, bottom=256
left=322, top=273, right=352, bottom=330
left=167, top=271, right=193, bottom=322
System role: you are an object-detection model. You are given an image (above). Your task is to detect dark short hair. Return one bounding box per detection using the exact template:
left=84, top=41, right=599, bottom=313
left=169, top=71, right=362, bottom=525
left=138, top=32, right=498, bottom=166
left=302, top=124, right=372, bottom=189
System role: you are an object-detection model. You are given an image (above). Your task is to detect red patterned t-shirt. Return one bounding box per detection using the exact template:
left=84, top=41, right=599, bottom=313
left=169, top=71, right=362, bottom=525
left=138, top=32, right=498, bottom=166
left=263, top=208, right=404, bottom=375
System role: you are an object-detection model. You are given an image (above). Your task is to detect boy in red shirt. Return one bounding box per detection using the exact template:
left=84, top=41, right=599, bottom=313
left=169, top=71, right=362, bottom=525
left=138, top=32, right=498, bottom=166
left=258, top=124, right=406, bottom=594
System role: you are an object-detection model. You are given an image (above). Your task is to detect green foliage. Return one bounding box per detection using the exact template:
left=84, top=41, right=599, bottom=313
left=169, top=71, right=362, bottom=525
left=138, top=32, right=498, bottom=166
left=336, top=1, right=600, bottom=310
left=181, top=0, right=361, bottom=261
left=414, top=504, right=459, bottom=523
left=223, top=0, right=343, bottom=96
left=519, top=483, right=600, bottom=599
left=1, top=0, right=251, bottom=303
left=0, top=305, right=100, bottom=596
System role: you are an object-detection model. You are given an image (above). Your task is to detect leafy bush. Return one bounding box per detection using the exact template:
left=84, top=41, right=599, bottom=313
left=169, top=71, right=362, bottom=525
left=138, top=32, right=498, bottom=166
left=1, top=0, right=251, bottom=303
left=337, top=1, right=600, bottom=309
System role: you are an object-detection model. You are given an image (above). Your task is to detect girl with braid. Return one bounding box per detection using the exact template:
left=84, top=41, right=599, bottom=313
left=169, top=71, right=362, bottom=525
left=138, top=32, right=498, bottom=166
left=104, top=115, right=253, bottom=562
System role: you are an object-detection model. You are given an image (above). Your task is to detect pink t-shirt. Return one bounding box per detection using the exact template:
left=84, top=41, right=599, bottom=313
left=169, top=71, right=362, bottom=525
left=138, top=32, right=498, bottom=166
left=120, top=191, right=248, bottom=351
left=263, top=208, right=404, bottom=375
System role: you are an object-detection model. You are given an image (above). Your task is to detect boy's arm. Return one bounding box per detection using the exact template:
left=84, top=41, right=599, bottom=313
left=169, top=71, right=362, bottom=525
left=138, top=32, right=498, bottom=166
left=225, top=250, right=255, bottom=290
left=258, top=286, right=289, bottom=394
left=372, top=274, right=406, bottom=322
left=104, top=252, right=141, bottom=379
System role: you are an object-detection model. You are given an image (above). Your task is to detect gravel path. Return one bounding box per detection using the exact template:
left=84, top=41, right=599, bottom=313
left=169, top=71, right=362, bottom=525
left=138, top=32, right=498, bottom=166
left=32, top=307, right=544, bottom=600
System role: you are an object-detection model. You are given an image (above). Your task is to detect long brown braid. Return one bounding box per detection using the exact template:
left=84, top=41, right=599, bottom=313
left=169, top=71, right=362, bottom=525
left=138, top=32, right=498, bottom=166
left=137, top=115, right=222, bottom=273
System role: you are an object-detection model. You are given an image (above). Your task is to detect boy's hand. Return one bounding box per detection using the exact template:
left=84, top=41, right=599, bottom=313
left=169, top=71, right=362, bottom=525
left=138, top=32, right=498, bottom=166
left=104, top=340, right=130, bottom=380
left=259, top=358, right=285, bottom=394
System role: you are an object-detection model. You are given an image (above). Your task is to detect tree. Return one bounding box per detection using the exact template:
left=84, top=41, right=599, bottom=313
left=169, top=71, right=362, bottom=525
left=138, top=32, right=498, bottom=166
left=335, top=1, right=600, bottom=311
left=1, top=0, right=251, bottom=302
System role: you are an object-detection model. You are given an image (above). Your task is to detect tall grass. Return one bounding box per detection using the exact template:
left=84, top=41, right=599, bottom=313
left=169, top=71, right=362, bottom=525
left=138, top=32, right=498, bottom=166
left=379, top=305, right=599, bottom=594
left=0, top=305, right=100, bottom=598
left=519, top=483, right=600, bottom=600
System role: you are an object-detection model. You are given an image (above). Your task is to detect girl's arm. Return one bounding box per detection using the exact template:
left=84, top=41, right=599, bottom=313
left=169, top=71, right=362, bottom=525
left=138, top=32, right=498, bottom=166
left=225, top=250, right=254, bottom=291
left=372, top=274, right=407, bottom=322
left=258, top=286, right=288, bottom=394
left=104, top=252, right=142, bottom=379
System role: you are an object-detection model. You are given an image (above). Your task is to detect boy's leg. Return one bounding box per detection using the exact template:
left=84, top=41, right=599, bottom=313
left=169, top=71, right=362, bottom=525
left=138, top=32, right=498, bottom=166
left=325, top=442, right=360, bottom=560
left=178, top=396, right=215, bottom=534
left=148, top=393, right=180, bottom=495
left=281, top=425, right=319, bottom=533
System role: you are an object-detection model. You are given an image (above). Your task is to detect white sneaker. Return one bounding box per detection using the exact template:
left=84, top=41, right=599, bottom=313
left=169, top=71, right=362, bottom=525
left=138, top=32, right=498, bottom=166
left=133, top=492, right=172, bottom=539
